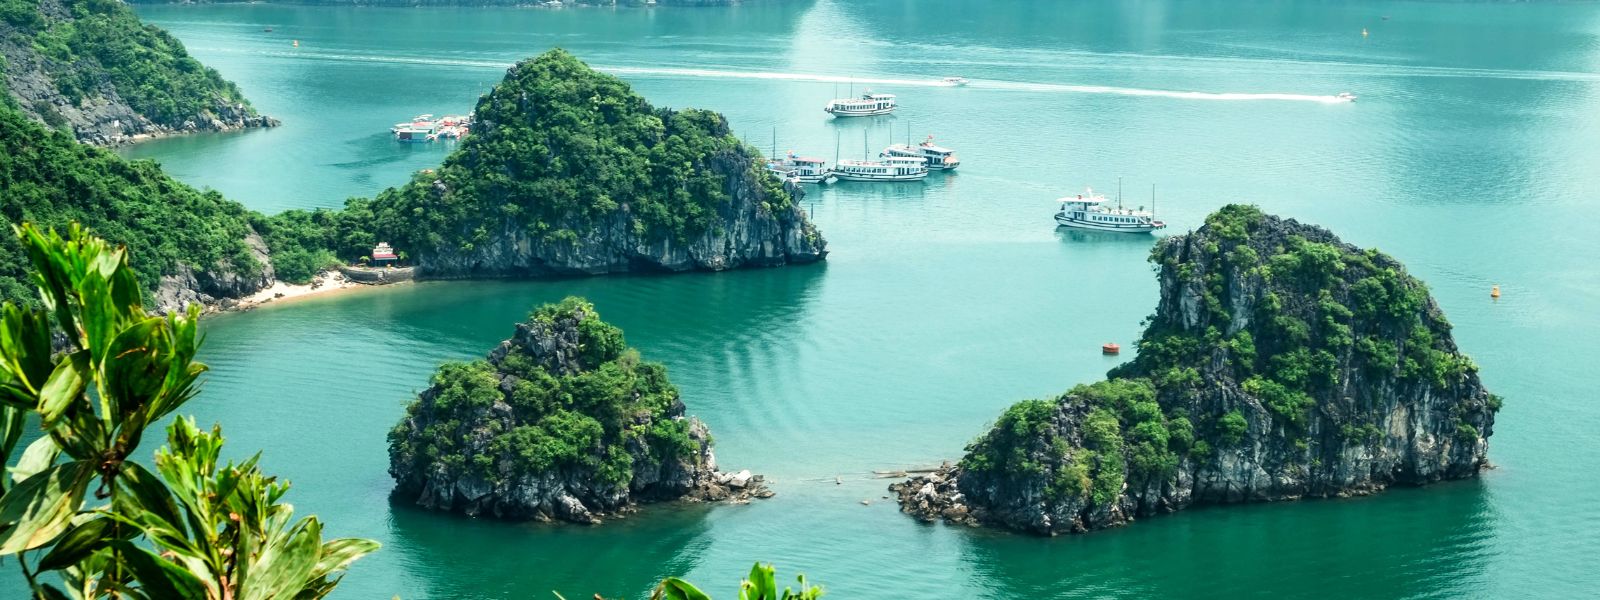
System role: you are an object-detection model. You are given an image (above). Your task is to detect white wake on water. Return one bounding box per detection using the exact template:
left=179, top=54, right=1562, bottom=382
left=233, top=49, right=1351, bottom=104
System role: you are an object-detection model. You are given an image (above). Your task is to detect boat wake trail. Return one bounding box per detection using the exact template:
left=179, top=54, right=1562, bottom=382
left=226, top=49, right=1348, bottom=104
left=596, top=66, right=1349, bottom=103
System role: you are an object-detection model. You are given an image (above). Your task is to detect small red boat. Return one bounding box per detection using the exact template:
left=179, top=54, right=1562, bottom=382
left=1102, top=343, right=1120, bottom=355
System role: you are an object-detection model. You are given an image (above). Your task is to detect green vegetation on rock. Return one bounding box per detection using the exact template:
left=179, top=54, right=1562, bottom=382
left=388, top=296, right=752, bottom=522
left=903, top=205, right=1499, bottom=536
left=349, top=49, right=790, bottom=258
left=1, top=0, right=265, bottom=134
left=0, top=108, right=261, bottom=306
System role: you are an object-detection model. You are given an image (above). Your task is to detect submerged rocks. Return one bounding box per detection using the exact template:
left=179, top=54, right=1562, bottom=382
left=898, top=205, right=1499, bottom=536
left=388, top=297, right=770, bottom=524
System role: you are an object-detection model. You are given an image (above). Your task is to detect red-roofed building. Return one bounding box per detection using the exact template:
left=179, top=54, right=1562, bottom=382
left=372, top=242, right=398, bottom=267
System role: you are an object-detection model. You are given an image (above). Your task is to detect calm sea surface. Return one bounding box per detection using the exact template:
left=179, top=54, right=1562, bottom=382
left=71, top=0, right=1600, bottom=596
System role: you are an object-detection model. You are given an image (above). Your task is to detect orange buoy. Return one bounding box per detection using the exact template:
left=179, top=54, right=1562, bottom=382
left=1491, top=285, right=1500, bottom=298
left=1102, top=343, right=1121, bottom=355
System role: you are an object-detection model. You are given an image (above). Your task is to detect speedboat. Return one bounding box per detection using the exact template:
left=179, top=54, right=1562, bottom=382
left=1053, top=188, right=1165, bottom=233
left=1337, top=92, right=1357, bottom=102
left=941, top=77, right=970, bottom=86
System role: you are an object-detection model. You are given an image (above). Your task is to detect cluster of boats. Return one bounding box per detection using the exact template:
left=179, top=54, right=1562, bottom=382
left=391, top=114, right=472, bottom=143
left=767, top=135, right=961, bottom=184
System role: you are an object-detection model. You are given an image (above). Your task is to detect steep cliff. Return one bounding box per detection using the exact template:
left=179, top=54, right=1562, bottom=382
left=0, top=107, right=274, bottom=312
left=895, top=205, right=1499, bottom=535
left=348, top=49, right=824, bottom=278
left=388, top=297, right=770, bottom=523
left=0, top=0, right=276, bottom=145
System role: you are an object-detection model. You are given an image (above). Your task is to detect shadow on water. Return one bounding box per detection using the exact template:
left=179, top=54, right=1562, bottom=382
left=958, top=479, right=1496, bottom=598
left=386, top=500, right=715, bottom=599
left=1054, top=226, right=1168, bottom=246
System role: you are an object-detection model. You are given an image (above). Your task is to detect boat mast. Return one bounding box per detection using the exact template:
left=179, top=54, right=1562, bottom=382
left=863, top=129, right=868, bottom=160
left=771, top=125, right=776, bottom=158
left=1117, top=176, right=1123, bottom=211
left=1152, top=184, right=1157, bottom=218
left=834, top=130, right=840, bottom=163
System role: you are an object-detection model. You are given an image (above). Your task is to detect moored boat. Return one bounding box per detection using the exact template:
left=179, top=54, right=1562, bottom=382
left=883, top=135, right=960, bottom=171
left=832, top=156, right=928, bottom=182
left=768, top=152, right=835, bottom=184
left=1053, top=187, right=1166, bottom=233
left=824, top=92, right=897, bottom=117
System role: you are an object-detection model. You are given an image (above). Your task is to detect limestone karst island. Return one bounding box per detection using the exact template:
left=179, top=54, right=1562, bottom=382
left=0, top=1, right=1586, bottom=598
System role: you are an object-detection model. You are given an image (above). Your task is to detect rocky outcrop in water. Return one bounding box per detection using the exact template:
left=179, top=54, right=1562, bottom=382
left=357, top=49, right=825, bottom=280
left=0, top=0, right=277, bottom=145
left=896, top=205, right=1499, bottom=535
left=388, top=297, right=771, bottom=523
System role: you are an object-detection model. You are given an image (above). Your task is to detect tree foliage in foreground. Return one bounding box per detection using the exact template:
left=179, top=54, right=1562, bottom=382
left=651, top=563, right=822, bottom=600
left=0, top=223, right=376, bottom=598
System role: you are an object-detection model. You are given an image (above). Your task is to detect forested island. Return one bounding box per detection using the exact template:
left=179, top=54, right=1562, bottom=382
left=388, top=297, right=771, bottom=523
left=895, top=206, right=1500, bottom=535
left=0, top=47, right=826, bottom=311
left=0, top=0, right=275, bottom=144
left=266, top=49, right=826, bottom=278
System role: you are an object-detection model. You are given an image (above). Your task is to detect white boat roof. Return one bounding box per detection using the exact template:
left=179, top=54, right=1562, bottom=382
left=792, top=156, right=826, bottom=163
left=919, top=143, right=953, bottom=153
left=865, top=93, right=895, bottom=99
left=1058, top=195, right=1108, bottom=204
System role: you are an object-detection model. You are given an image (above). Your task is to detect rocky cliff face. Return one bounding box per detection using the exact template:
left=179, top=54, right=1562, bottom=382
left=388, top=298, right=770, bottom=523
left=150, top=232, right=276, bottom=314
left=896, top=205, right=1499, bottom=535
left=413, top=166, right=825, bottom=278
left=0, top=0, right=277, bottom=145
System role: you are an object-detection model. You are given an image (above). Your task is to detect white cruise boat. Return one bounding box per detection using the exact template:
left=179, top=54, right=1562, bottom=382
left=831, top=156, right=928, bottom=181
left=883, top=136, right=960, bottom=170
left=767, top=152, right=835, bottom=184
left=1053, top=188, right=1166, bottom=233
left=824, top=92, right=897, bottom=117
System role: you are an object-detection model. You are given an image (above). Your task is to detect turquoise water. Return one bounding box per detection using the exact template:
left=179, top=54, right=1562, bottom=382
left=86, top=1, right=1600, bottom=597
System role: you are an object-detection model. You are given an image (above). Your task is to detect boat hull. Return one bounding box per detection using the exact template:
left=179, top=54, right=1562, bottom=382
left=1054, top=213, right=1164, bottom=233
left=825, top=107, right=895, bottom=117
left=832, top=171, right=927, bottom=182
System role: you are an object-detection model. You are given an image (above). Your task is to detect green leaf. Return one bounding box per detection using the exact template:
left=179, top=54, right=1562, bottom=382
left=651, top=578, right=713, bottom=600
left=311, top=537, right=380, bottom=580
left=37, top=351, right=88, bottom=426
left=114, top=541, right=209, bottom=599
left=116, top=462, right=185, bottom=536
left=11, top=435, right=61, bottom=485
left=240, top=517, right=323, bottom=600
left=0, top=461, right=90, bottom=554
left=0, top=405, right=23, bottom=493
left=740, top=562, right=778, bottom=600
left=36, top=515, right=128, bottom=572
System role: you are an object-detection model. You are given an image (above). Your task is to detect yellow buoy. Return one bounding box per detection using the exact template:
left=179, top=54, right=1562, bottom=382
left=1491, top=285, right=1501, bottom=298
